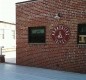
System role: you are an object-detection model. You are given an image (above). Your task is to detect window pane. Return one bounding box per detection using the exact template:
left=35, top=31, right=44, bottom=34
left=78, top=24, right=86, bottom=35
left=0, top=30, right=3, bottom=34
left=0, top=29, right=4, bottom=39
left=11, top=30, right=15, bottom=39
left=78, top=24, right=86, bottom=44
left=31, top=29, right=44, bottom=34
left=29, top=27, right=45, bottom=43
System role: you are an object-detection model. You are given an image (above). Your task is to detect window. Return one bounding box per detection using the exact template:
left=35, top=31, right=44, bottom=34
left=78, top=24, right=86, bottom=44
left=28, top=27, right=45, bottom=43
left=0, top=29, right=4, bottom=39
left=11, top=30, right=15, bottom=39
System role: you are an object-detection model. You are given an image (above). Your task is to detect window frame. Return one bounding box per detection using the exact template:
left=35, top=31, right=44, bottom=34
left=0, top=29, right=4, bottom=39
left=11, top=30, right=16, bottom=39
left=28, top=26, right=46, bottom=43
left=77, top=24, right=86, bottom=44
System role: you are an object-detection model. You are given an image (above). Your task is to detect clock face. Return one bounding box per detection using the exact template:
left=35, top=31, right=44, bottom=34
left=51, top=25, right=70, bottom=44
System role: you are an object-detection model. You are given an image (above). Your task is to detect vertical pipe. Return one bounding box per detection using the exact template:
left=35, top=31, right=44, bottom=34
left=0, top=47, right=1, bottom=55
left=0, top=46, right=4, bottom=55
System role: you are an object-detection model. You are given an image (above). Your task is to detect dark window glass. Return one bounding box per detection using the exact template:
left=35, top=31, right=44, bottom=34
left=78, top=24, right=86, bottom=44
left=28, top=27, right=45, bottom=43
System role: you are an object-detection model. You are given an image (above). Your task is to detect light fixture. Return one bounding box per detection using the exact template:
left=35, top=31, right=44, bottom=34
left=54, top=13, right=62, bottom=19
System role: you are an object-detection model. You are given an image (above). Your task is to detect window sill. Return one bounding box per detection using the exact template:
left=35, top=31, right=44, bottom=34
left=78, top=44, right=86, bottom=48
left=29, top=43, right=46, bottom=44
left=29, top=43, right=46, bottom=46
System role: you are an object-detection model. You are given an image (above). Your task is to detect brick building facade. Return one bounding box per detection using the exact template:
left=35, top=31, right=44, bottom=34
left=16, top=0, right=86, bottom=73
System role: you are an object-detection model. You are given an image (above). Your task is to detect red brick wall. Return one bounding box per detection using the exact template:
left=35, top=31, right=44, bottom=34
left=16, top=0, right=86, bottom=73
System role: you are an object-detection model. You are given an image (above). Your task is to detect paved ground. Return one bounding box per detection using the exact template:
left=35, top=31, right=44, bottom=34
left=0, top=63, right=86, bottom=80
left=2, top=51, right=16, bottom=63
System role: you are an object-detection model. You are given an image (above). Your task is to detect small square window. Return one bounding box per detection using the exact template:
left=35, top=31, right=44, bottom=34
left=11, top=30, right=15, bottom=39
left=28, top=27, right=46, bottom=43
left=0, top=29, right=4, bottom=39
left=78, top=24, right=86, bottom=44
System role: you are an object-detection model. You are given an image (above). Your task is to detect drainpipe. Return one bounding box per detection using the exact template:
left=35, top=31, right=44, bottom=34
left=0, top=46, right=5, bottom=63
left=0, top=46, right=4, bottom=55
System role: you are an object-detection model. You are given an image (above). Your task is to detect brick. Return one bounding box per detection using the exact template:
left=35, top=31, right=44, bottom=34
left=16, top=0, right=86, bottom=73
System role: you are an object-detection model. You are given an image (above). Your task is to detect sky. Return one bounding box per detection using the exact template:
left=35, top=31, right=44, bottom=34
left=0, top=0, right=27, bottom=24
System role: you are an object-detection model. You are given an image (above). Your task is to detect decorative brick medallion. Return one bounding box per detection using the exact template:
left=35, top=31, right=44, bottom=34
left=51, top=25, right=70, bottom=44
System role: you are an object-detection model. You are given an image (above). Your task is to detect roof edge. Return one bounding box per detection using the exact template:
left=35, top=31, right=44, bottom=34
left=0, top=21, right=16, bottom=25
left=16, top=0, right=38, bottom=4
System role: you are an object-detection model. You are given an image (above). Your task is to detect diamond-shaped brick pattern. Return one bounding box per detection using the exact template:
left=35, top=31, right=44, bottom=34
left=16, top=0, right=86, bottom=73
